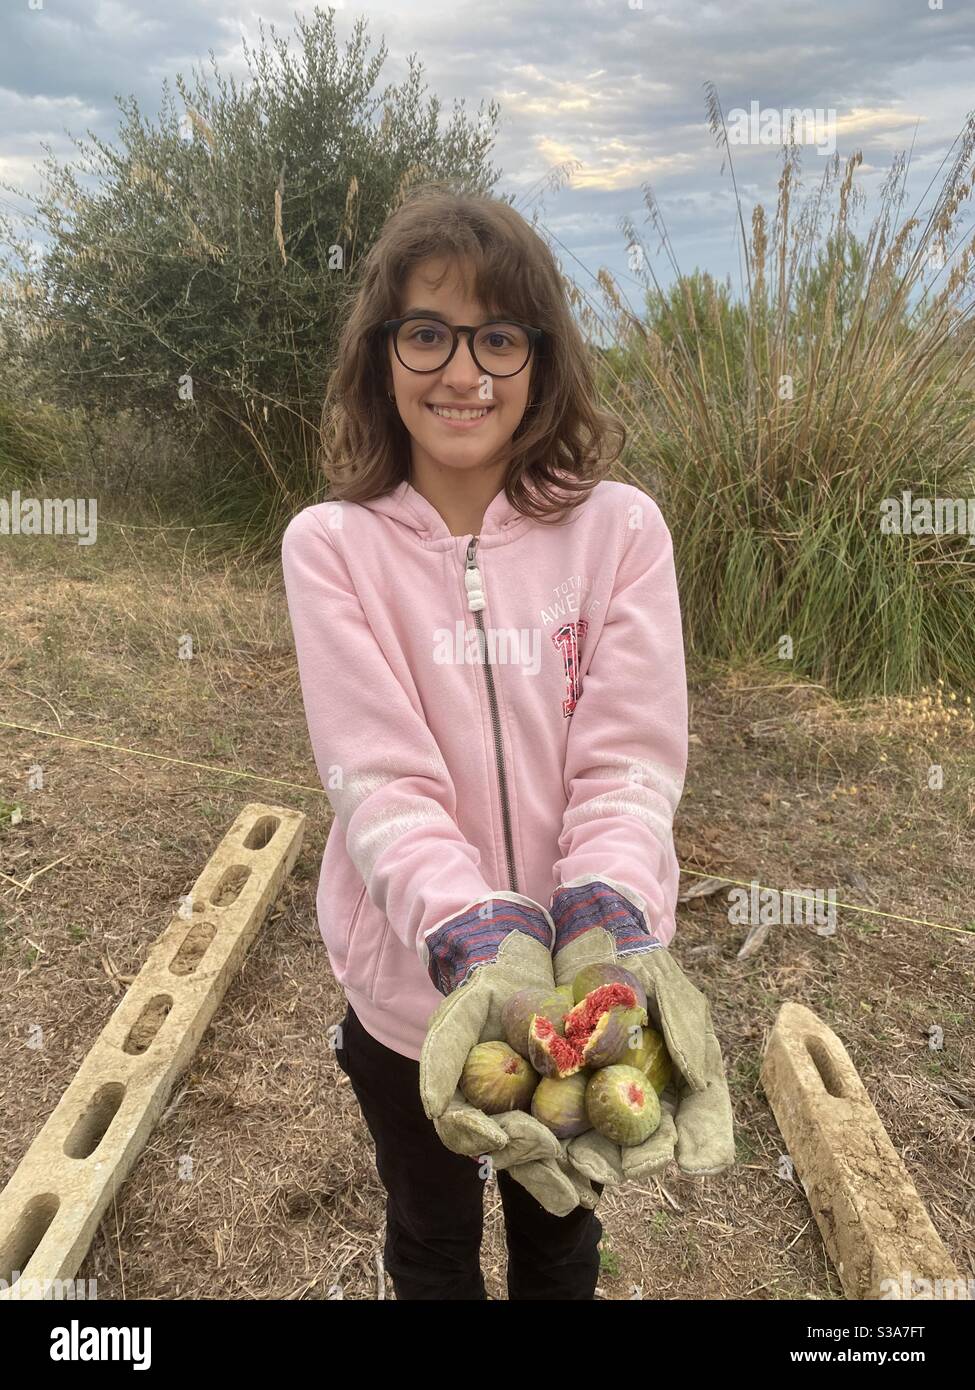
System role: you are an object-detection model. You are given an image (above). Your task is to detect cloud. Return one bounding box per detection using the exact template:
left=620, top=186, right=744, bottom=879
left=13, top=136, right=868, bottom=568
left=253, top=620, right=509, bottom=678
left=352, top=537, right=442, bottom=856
left=0, top=0, right=973, bottom=290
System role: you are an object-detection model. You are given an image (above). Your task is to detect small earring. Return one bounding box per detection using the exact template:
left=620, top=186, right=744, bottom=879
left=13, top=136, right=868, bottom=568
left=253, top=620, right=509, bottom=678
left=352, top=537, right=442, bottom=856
left=387, top=391, right=395, bottom=401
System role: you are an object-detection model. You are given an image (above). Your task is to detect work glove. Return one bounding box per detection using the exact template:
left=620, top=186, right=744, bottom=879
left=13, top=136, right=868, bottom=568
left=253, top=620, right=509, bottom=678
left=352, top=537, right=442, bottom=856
left=551, top=881, right=735, bottom=1187
left=419, top=896, right=600, bottom=1217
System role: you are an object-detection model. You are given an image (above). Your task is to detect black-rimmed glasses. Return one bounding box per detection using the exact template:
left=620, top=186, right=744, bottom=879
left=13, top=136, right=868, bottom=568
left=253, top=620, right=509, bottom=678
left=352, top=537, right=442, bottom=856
left=383, top=314, right=542, bottom=377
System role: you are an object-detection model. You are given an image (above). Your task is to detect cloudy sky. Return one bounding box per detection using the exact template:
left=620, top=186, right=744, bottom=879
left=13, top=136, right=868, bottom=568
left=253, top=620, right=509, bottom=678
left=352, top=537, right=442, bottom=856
left=2, top=0, right=974, bottom=312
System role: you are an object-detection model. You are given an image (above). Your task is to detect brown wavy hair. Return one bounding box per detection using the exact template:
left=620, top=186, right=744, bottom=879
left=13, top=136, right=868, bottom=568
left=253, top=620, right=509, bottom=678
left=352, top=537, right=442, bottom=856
left=319, top=182, right=625, bottom=524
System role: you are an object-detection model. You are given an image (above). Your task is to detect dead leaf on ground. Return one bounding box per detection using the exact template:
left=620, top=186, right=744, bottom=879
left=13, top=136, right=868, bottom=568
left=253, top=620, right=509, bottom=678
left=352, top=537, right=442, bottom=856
left=679, top=876, right=734, bottom=902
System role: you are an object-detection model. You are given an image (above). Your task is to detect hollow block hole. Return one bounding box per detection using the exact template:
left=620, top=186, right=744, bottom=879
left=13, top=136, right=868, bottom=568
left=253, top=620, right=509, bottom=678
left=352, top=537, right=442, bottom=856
left=168, top=920, right=217, bottom=975
left=210, top=864, right=251, bottom=907
left=63, top=1082, right=125, bottom=1159
left=805, top=1035, right=850, bottom=1098
left=0, top=1194, right=59, bottom=1288
left=243, top=816, right=280, bottom=850
left=122, top=994, right=173, bottom=1054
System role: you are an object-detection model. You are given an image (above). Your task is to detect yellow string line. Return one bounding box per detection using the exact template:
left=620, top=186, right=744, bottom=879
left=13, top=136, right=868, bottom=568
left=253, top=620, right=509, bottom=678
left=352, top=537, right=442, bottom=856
left=679, top=869, right=974, bottom=938
left=0, top=719, right=326, bottom=797
left=2, top=718, right=972, bottom=938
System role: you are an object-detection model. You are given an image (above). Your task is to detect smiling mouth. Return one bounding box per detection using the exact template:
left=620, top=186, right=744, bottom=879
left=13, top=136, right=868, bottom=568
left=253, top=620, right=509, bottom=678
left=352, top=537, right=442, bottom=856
left=427, top=403, right=494, bottom=420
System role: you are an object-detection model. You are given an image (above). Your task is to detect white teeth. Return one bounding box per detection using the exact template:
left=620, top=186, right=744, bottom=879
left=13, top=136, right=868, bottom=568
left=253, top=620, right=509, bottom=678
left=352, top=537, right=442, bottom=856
left=430, top=405, right=490, bottom=420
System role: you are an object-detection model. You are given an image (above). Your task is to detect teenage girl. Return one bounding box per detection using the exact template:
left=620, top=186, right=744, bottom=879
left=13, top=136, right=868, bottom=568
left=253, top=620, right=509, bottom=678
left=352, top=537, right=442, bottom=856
left=281, top=186, right=735, bottom=1301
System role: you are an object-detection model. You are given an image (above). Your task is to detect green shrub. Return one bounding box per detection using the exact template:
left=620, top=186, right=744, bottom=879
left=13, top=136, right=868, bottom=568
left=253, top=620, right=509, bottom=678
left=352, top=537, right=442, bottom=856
left=0, top=7, right=505, bottom=540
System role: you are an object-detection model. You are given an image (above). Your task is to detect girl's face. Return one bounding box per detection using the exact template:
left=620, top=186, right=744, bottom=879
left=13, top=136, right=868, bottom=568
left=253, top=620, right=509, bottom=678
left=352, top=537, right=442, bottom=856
left=387, top=256, right=534, bottom=480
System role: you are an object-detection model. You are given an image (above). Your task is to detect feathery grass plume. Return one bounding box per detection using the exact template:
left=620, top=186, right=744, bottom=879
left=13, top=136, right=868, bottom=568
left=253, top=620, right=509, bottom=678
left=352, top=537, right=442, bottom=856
left=582, top=96, right=975, bottom=695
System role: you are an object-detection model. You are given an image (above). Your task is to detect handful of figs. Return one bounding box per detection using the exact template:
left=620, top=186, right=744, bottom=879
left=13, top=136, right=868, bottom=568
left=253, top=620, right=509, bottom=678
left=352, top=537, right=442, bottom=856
left=459, top=964, right=673, bottom=1147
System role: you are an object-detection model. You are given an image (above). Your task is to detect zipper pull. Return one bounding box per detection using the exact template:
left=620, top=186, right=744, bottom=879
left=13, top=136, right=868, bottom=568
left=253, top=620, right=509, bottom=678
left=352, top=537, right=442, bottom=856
left=465, top=536, right=485, bottom=612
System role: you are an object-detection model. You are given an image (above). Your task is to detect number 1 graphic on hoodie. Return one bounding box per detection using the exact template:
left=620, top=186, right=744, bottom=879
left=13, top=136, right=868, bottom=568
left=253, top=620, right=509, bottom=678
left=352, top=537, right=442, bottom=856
left=553, top=619, right=589, bottom=718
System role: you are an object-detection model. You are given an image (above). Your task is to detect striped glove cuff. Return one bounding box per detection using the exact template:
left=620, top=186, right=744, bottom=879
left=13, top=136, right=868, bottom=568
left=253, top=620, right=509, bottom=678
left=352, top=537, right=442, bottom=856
left=424, top=897, right=554, bottom=996
left=550, top=880, right=661, bottom=956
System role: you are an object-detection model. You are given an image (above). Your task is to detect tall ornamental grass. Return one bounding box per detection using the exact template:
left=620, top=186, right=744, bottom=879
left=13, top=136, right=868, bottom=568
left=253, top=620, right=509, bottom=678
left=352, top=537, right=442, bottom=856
left=576, top=96, right=975, bottom=696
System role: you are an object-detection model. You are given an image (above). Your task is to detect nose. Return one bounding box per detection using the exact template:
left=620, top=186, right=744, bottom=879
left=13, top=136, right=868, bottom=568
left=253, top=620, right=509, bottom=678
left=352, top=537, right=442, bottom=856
left=439, top=332, right=482, bottom=391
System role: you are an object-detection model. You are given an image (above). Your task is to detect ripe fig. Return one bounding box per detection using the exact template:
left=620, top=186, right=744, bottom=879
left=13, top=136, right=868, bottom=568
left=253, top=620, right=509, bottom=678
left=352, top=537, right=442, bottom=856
left=585, top=1064, right=661, bottom=1145
left=531, top=1073, right=592, bottom=1139
left=502, top=988, right=556, bottom=1059
left=571, top=963, right=648, bottom=1012
left=621, top=1024, right=673, bottom=1094
left=528, top=1013, right=584, bottom=1078
left=564, top=984, right=648, bottom=1068
left=460, top=1040, right=539, bottom=1115
left=501, top=986, right=574, bottom=1059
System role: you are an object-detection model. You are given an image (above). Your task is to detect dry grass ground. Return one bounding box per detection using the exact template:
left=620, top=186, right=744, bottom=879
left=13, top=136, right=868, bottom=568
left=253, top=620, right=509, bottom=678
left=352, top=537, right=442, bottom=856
left=1, top=525, right=973, bottom=1300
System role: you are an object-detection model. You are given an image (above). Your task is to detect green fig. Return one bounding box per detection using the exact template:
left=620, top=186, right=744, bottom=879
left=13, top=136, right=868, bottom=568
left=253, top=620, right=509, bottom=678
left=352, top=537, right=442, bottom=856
left=461, top=1040, right=538, bottom=1114
left=532, top=1073, right=592, bottom=1139
left=621, top=1024, right=673, bottom=1093
left=585, top=1064, right=661, bottom=1145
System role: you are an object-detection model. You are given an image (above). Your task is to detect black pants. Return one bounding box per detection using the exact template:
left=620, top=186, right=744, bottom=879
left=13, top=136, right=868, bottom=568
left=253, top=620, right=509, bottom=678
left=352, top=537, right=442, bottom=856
left=334, top=1004, right=604, bottom=1300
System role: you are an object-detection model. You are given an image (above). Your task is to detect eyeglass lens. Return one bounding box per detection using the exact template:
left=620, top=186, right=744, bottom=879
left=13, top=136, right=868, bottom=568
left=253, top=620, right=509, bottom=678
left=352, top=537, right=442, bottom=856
left=395, top=319, right=530, bottom=374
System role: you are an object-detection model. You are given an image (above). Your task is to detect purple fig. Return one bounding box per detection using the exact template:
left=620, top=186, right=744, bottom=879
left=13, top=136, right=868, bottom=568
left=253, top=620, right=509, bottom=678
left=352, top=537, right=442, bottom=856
left=564, top=984, right=648, bottom=1067
left=528, top=1013, right=584, bottom=1078
left=581, top=1004, right=648, bottom=1068
left=544, top=985, right=576, bottom=1026
left=571, top=963, right=648, bottom=1012
left=502, top=985, right=573, bottom=1059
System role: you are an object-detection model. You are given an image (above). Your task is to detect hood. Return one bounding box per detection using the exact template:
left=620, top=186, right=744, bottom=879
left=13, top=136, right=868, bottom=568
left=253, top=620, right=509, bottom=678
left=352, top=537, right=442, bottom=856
left=358, top=475, right=584, bottom=547
left=358, top=479, right=530, bottom=547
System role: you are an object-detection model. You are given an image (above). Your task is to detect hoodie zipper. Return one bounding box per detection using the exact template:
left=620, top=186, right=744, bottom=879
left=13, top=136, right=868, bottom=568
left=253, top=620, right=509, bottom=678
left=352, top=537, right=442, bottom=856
left=465, top=536, right=518, bottom=893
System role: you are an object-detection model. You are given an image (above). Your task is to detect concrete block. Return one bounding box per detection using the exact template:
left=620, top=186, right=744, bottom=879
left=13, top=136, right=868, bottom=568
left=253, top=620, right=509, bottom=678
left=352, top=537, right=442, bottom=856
left=0, top=802, right=305, bottom=1298
left=761, top=1001, right=968, bottom=1300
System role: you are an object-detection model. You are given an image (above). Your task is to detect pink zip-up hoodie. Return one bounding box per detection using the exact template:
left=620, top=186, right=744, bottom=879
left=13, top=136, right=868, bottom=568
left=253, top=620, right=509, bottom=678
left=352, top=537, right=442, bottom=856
left=280, top=476, right=688, bottom=1059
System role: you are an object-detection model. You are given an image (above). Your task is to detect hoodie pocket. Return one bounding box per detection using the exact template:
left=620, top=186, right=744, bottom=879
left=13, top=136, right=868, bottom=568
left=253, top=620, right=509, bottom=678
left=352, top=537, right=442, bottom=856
left=366, top=916, right=392, bottom=998
left=342, top=883, right=368, bottom=981
left=342, top=885, right=392, bottom=1000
